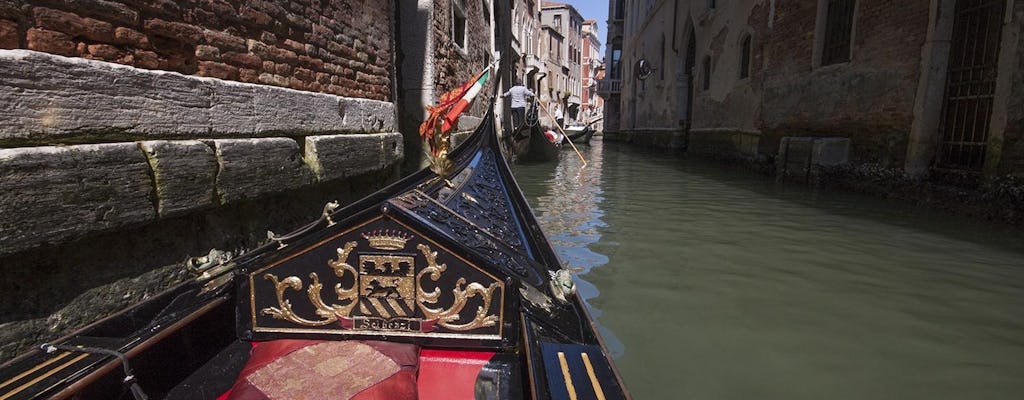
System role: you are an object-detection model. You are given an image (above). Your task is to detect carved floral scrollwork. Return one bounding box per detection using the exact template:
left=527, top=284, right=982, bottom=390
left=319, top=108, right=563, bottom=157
left=415, top=244, right=500, bottom=331
left=259, top=239, right=500, bottom=332
left=262, top=241, right=359, bottom=326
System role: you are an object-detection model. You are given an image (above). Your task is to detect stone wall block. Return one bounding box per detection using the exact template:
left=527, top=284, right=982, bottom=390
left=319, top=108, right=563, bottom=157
left=211, top=138, right=314, bottom=204
left=247, top=85, right=347, bottom=133
left=0, top=50, right=398, bottom=141
left=338, top=97, right=397, bottom=133
left=304, top=132, right=403, bottom=182
left=139, top=140, right=217, bottom=218
left=0, top=143, right=156, bottom=256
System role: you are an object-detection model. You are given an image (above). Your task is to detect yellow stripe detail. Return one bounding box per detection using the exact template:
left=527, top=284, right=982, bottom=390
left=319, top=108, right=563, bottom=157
left=0, top=353, right=90, bottom=400
left=581, top=352, right=607, bottom=400
left=557, top=351, right=578, bottom=400
left=0, top=351, right=72, bottom=391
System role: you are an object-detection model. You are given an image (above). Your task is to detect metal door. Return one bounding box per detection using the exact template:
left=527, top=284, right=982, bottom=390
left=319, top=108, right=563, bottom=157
left=938, top=0, right=1004, bottom=170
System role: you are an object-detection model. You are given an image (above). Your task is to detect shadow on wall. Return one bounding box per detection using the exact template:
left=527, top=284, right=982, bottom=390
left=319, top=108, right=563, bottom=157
left=397, top=4, right=431, bottom=175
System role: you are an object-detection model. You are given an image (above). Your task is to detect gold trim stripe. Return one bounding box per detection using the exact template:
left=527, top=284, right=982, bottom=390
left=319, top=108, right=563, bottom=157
left=557, top=351, right=578, bottom=400
left=0, top=351, right=72, bottom=391
left=0, top=353, right=90, bottom=400
left=581, top=352, right=607, bottom=400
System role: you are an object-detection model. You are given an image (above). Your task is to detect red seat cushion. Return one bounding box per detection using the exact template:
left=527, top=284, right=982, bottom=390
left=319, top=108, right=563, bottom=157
left=417, top=349, right=496, bottom=400
left=219, top=340, right=418, bottom=400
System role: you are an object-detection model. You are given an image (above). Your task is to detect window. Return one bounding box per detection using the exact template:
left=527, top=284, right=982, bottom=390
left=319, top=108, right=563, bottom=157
left=739, top=34, right=751, bottom=79
left=482, top=0, right=490, bottom=25
left=821, top=0, right=855, bottom=65
left=614, top=0, right=624, bottom=19
left=452, top=0, right=466, bottom=50
left=610, top=42, right=622, bottom=79
left=708, top=0, right=716, bottom=10
left=702, top=56, right=711, bottom=90
left=554, top=15, right=562, bottom=31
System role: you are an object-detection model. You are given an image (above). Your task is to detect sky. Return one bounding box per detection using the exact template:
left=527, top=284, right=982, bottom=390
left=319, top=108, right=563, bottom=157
left=562, top=0, right=608, bottom=54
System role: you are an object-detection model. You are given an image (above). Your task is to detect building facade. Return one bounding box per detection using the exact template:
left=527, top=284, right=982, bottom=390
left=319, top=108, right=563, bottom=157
left=602, top=0, right=1024, bottom=178
left=597, top=0, right=626, bottom=136
left=541, top=1, right=584, bottom=125
left=581, top=19, right=604, bottom=126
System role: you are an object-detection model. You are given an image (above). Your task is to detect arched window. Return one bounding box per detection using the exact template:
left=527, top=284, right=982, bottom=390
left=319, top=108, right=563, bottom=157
left=739, top=34, right=751, bottom=79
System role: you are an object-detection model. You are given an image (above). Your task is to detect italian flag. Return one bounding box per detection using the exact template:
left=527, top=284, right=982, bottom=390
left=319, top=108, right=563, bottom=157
left=419, top=67, right=491, bottom=156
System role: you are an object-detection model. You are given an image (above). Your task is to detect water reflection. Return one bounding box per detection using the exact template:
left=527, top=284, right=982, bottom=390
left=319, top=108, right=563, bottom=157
left=512, top=138, right=1024, bottom=400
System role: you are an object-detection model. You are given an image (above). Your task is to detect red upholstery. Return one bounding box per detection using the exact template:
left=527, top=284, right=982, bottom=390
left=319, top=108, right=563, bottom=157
left=417, top=349, right=496, bottom=400
left=218, top=340, right=418, bottom=400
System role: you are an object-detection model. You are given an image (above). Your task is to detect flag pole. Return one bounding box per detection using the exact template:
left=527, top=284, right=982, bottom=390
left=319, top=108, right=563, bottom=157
left=539, top=100, right=586, bottom=167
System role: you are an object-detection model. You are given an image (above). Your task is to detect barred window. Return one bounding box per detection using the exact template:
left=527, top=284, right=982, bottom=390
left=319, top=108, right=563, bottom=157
left=821, top=0, right=855, bottom=65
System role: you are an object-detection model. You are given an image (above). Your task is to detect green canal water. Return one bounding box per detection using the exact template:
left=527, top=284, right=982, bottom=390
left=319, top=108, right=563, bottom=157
left=510, top=137, right=1024, bottom=400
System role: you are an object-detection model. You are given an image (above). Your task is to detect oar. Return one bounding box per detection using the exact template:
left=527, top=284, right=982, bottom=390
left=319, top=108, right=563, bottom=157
left=539, top=101, right=587, bottom=167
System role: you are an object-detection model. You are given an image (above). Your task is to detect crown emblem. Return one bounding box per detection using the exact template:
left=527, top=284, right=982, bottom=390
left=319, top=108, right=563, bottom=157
left=361, top=230, right=413, bottom=250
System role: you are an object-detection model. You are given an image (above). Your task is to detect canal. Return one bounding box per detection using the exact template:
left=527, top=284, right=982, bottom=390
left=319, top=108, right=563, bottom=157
left=510, top=137, right=1024, bottom=399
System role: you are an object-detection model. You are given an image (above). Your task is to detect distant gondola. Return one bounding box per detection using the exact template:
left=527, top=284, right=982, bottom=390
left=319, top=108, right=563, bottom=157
left=562, top=117, right=602, bottom=146
left=0, top=85, right=629, bottom=399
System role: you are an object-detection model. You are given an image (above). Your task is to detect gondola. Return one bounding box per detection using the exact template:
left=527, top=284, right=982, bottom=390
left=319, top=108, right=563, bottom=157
left=513, top=123, right=561, bottom=163
left=0, top=86, right=630, bottom=399
left=562, top=118, right=602, bottom=146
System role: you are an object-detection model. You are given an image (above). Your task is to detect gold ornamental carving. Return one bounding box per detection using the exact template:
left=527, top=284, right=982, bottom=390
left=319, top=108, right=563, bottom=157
left=259, top=230, right=501, bottom=333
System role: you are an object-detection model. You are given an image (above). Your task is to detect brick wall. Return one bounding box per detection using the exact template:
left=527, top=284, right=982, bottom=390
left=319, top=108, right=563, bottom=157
left=0, top=0, right=393, bottom=100
left=432, top=0, right=493, bottom=116
left=757, top=0, right=930, bottom=165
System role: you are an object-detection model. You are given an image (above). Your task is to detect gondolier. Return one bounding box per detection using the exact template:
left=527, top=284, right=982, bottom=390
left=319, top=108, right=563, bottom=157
left=501, top=80, right=534, bottom=131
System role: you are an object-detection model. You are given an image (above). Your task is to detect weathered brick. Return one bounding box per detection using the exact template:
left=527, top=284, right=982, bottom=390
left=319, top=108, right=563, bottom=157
left=220, top=51, right=261, bottom=69
left=200, top=0, right=235, bottom=17
left=267, top=45, right=298, bottom=64
left=113, top=27, right=151, bottom=49
left=65, top=0, right=139, bottom=26
left=144, top=19, right=202, bottom=44
left=239, top=68, right=259, bottom=83
left=33, top=7, right=114, bottom=43
left=134, top=50, right=160, bottom=69
left=195, top=44, right=220, bottom=61
left=203, top=30, right=246, bottom=52
left=282, top=38, right=305, bottom=54
left=197, top=60, right=239, bottom=80
left=238, top=6, right=272, bottom=28
left=0, top=19, right=18, bottom=49
left=25, top=28, right=75, bottom=56
left=87, top=44, right=123, bottom=60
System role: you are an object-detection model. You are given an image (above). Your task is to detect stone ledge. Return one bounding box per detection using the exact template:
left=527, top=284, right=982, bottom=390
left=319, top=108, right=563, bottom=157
left=0, top=143, right=156, bottom=255
left=304, top=132, right=403, bottom=182
left=0, top=49, right=396, bottom=143
left=209, top=138, right=314, bottom=204
left=140, top=140, right=217, bottom=218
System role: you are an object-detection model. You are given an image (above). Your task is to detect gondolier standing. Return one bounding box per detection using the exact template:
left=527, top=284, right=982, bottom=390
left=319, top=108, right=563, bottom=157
left=502, top=80, right=534, bottom=131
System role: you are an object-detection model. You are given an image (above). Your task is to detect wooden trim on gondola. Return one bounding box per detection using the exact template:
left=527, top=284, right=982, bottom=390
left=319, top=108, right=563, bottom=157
left=0, top=353, right=89, bottom=400
left=49, top=296, right=229, bottom=400
left=572, top=290, right=632, bottom=400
